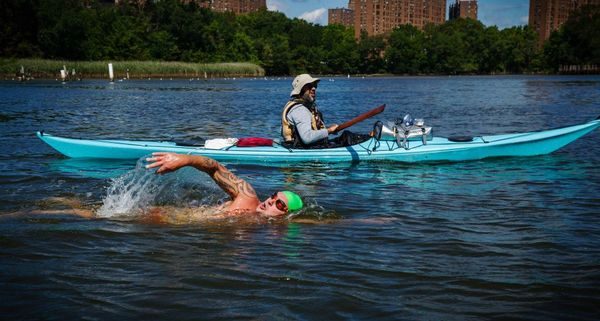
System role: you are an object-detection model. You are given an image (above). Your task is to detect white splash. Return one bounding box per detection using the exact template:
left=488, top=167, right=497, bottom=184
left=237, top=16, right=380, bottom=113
left=95, top=159, right=224, bottom=219
left=96, top=159, right=165, bottom=218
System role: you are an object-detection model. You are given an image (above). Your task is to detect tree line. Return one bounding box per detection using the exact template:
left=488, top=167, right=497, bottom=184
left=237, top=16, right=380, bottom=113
left=1, top=0, right=598, bottom=75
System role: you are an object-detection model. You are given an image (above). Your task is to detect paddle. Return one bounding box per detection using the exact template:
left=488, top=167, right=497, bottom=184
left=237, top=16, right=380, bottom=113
left=332, top=104, right=386, bottom=134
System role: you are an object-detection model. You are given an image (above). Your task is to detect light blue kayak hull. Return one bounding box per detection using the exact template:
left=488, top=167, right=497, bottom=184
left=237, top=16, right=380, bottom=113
left=37, top=119, right=600, bottom=163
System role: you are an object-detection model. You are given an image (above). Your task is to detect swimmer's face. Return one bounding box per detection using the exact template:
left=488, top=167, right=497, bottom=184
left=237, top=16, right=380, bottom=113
left=256, top=191, right=288, bottom=217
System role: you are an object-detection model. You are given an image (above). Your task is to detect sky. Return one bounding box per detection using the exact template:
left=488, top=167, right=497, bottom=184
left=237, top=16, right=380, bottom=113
left=266, top=0, right=530, bottom=29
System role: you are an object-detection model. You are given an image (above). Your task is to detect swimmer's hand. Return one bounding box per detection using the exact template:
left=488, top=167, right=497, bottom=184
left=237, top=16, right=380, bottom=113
left=146, top=152, right=189, bottom=174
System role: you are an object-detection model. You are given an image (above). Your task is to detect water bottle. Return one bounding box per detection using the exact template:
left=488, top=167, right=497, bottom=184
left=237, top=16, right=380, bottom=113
left=402, top=114, right=414, bottom=128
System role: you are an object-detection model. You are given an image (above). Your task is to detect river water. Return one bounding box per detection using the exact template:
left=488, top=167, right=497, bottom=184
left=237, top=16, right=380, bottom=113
left=1, top=76, right=599, bottom=320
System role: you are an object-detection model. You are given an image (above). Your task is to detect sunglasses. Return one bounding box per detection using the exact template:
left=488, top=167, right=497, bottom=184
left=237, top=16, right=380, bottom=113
left=303, top=83, right=317, bottom=91
left=271, top=193, right=288, bottom=212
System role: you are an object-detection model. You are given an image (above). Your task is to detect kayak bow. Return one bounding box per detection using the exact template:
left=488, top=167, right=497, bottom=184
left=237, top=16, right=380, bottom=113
left=37, top=117, right=600, bottom=164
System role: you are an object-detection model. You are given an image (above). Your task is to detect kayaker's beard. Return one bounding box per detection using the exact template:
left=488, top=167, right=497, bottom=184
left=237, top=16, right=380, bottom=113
left=302, top=90, right=315, bottom=104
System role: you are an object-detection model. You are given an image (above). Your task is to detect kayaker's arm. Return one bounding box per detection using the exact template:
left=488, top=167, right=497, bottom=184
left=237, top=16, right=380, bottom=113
left=146, top=152, right=258, bottom=201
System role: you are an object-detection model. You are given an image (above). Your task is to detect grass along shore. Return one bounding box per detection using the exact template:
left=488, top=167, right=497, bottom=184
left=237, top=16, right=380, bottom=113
left=1, top=59, right=265, bottom=80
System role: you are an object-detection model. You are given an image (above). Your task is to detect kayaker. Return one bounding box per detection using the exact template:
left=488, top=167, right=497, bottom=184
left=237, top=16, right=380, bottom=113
left=281, top=74, right=371, bottom=148
left=281, top=74, right=338, bottom=147
left=145, top=152, right=303, bottom=217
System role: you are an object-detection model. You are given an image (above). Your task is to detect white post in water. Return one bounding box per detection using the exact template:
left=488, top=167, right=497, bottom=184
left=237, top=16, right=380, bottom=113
left=18, top=65, right=25, bottom=81
left=108, top=63, right=114, bottom=82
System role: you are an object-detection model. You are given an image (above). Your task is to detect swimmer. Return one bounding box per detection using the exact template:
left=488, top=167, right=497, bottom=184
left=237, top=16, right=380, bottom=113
left=10, top=153, right=303, bottom=224
left=145, top=152, right=303, bottom=218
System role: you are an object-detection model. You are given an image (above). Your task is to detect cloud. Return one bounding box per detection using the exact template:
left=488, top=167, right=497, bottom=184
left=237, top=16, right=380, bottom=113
left=267, top=0, right=286, bottom=12
left=520, top=15, right=529, bottom=25
left=299, top=8, right=327, bottom=25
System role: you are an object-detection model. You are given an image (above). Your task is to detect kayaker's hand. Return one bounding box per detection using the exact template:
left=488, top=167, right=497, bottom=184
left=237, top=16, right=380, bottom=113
left=327, top=124, right=339, bottom=134
left=145, top=152, right=189, bottom=174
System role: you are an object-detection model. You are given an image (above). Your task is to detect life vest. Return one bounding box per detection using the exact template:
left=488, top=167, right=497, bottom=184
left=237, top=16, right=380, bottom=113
left=281, top=99, right=325, bottom=143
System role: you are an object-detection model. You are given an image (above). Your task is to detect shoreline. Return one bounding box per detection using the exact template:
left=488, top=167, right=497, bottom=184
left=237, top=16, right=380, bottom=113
left=0, top=59, right=265, bottom=80
left=5, top=73, right=599, bottom=81
left=1, top=58, right=598, bottom=81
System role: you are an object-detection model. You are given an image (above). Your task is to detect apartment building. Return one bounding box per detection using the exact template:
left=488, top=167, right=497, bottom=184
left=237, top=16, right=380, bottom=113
left=449, top=0, right=478, bottom=20
left=529, top=0, right=600, bottom=42
left=209, top=0, right=266, bottom=14
left=352, top=0, right=446, bottom=38
left=329, top=8, right=355, bottom=27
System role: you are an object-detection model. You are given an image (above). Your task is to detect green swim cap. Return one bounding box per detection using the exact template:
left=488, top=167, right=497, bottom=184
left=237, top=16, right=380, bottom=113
left=281, top=191, right=303, bottom=212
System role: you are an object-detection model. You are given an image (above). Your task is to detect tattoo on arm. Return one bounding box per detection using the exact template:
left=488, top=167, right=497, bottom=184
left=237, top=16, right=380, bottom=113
left=212, top=164, right=257, bottom=200
left=195, top=157, right=219, bottom=172
left=187, top=155, right=257, bottom=201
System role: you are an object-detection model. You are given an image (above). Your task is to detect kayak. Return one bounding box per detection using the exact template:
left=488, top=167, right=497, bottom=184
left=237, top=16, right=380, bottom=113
left=37, top=117, right=600, bottom=164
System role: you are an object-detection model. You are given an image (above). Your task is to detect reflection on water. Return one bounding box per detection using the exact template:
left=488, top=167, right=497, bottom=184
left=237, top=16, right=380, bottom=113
left=49, top=158, right=135, bottom=179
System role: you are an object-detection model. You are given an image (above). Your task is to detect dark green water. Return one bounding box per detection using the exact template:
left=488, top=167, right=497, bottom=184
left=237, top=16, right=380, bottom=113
left=1, top=76, right=599, bottom=320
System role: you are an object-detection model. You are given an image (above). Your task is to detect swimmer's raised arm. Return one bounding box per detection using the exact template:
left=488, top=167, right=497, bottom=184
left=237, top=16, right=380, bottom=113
left=146, top=152, right=257, bottom=201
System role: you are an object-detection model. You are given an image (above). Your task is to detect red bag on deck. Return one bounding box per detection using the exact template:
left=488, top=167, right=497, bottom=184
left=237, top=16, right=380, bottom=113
left=236, top=137, right=274, bottom=147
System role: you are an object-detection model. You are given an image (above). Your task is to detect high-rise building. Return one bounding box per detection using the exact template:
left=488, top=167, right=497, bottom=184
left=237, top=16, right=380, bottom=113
left=329, top=8, right=355, bottom=27
left=352, top=0, right=446, bottom=38
left=449, top=0, right=478, bottom=20
left=529, top=0, right=600, bottom=42
left=209, top=0, right=266, bottom=14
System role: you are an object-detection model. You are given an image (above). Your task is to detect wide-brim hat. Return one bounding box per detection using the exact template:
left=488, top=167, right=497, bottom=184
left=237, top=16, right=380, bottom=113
left=290, top=74, right=320, bottom=97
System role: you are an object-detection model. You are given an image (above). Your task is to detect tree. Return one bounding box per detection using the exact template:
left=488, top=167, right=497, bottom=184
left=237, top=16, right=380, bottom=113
left=358, top=31, right=386, bottom=74
left=0, top=0, right=41, bottom=57
left=37, top=0, right=91, bottom=59
left=543, top=4, right=600, bottom=71
left=385, top=25, right=425, bottom=74
left=260, top=35, right=291, bottom=75
left=423, top=23, right=465, bottom=74
left=228, top=32, right=257, bottom=62
left=478, top=26, right=503, bottom=73
left=321, top=24, right=359, bottom=74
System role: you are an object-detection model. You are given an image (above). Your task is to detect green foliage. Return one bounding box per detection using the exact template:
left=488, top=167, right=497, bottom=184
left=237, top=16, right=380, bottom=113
left=500, top=26, right=541, bottom=73
left=0, top=58, right=264, bottom=78
left=0, top=0, right=41, bottom=57
left=543, top=5, right=600, bottom=71
left=385, top=25, right=425, bottom=74
left=321, top=24, right=359, bottom=74
left=358, top=31, right=386, bottom=74
left=0, top=1, right=596, bottom=75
